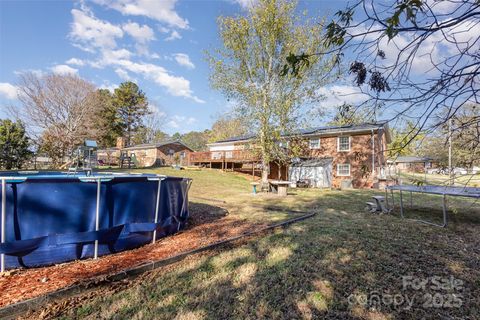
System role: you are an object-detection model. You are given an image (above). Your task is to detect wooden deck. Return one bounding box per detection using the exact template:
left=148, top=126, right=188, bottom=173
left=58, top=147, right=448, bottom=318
left=188, top=150, right=258, bottom=164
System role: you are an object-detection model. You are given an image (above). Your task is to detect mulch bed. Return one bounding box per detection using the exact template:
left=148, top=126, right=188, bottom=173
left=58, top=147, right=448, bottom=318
left=0, top=203, right=266, bottom=308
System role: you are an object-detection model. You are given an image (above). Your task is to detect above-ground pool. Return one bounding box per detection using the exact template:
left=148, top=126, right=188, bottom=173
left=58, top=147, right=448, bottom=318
left=0, top=171, right=191, bottom=270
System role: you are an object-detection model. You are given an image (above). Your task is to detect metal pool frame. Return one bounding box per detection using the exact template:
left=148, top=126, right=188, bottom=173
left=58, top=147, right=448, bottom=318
left=0, top=173, right=192, bottom=271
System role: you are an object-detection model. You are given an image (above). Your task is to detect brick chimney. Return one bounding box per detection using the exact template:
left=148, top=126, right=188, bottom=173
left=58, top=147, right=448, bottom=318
left=116, top=137, right=126, bottom=149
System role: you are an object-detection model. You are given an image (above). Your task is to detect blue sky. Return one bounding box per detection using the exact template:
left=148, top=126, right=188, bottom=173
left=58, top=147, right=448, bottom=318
left=0, top=0, right=357, bottom=134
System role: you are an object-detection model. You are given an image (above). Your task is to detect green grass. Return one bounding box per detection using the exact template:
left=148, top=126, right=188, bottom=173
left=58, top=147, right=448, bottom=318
left=399, top=172, right=480, bottom=187
left=51, top=168, right=480, bottom=319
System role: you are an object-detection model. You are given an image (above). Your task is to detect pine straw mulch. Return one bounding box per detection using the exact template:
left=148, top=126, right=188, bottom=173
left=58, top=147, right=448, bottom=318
left=0, top=202, right=267, bottom=308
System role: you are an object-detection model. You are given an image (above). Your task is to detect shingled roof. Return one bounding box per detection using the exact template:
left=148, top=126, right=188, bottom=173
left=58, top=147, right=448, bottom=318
left=123, top=140, right=194, bottom=152
left=211, top=121, right=390, bottom=144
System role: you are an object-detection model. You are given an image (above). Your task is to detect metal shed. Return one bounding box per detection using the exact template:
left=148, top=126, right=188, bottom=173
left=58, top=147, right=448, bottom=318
left=289, top=158, right=333, bottom=188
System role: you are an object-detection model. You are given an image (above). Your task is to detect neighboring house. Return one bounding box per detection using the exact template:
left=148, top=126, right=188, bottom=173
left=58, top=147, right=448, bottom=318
left=386, top=156, right=435, bottom=174
left=97, top=140, right=193, bottom=168
left=188, top=122, right=391, bottom=188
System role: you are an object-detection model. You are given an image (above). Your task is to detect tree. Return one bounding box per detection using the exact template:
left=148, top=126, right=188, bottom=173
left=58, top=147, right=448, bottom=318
left=0, top=119, right=32, bottom=169
left=181, top=131, right=209, bottom=151
left=418, top=134, right=448, bottom=167
left=328, top=103, right=372, bottom=126
left=112, top=82, right=149, bottom=146
left=208, top=114, right=248, bottom=143
left=14, top=72, right=99, bottom=165
left=284, top=0, right=479, bottom=148
left=451, top=104, right=480, bottom=169
left=131, top=106, right=168, bottom=145
left=419, top=104, right=480, bottom=169
left=93, top=89, right=121, bottom=147
left=388, top=121, right=425, bottom=157
left=171, top=132, right=182, bottom=141
left=208, top=0, right=333, bottom=184
left=92, top=89, right=122, bottom=148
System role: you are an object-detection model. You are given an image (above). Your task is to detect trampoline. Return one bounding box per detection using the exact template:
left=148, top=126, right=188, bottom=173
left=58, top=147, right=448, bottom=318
left=0, top=171, right=192, bottom=271
left=386, top=184, right=480, bottom=227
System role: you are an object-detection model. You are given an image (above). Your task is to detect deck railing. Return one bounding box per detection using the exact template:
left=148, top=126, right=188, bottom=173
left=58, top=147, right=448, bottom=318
left=188, top=150, right=259, bottom=163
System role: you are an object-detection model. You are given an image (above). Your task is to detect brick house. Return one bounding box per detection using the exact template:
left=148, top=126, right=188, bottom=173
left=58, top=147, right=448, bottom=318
left=97, top=140, right=193, bottom=167
left=386, top=156, right=435, bottom=174
left=188, top=122, right=391, bottom=188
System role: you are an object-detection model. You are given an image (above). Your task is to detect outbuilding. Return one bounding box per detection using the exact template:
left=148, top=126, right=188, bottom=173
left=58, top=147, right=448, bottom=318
left=288, top=158, right=333, bottom=188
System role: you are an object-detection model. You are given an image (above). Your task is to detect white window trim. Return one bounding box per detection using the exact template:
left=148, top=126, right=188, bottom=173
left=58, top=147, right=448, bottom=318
left=309, top=138, right=321, bottom=149
left=337, top=164, right=351, bottom=176
left=337, top=136, right=351, bottom=152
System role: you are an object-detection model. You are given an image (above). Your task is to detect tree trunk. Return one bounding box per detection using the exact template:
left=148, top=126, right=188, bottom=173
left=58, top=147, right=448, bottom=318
left=261, top=158, right=269, bottom=191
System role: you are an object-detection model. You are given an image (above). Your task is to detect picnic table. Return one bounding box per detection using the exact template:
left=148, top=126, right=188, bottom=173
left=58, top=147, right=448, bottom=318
left=269, top=180, right=291, bottom=196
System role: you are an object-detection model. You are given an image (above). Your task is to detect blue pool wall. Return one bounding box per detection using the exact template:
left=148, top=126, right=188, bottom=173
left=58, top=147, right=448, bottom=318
left=0, top=172, right=191, bottom=269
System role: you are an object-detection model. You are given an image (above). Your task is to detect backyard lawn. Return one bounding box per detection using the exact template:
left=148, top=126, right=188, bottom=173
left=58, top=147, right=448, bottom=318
left=399, top=172, right=480, bottom=187
left=21, top=168, right=480, bottom=319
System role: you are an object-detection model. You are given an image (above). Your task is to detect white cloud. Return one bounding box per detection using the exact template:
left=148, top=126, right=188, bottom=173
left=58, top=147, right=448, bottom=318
left=165, top=30, right=181, bottom=41
left=233, top=0, right=256, bottom=9
left=105, top=58, right=204, bottom=103
left=158, top=26, right=170, bottom=33
left=114, top=68, right=131, bottom=80
left=351, top=12, right=479, bottom=77
left=0, top=83, right=19, bottom=100
left=69, top=7, right=123, bottom=51
left=13, top=69, right=45, bottom=77
left=65, top=58, right=85, bottom=66
left=233, top=0, right=257, bottom=10
left=317, top=85, right=368, bottom=108
left=94, top=0, right=188, bottom=29
left=51, top=64, right=79, bottom=75
left=167, top=115, right=197, bottom=129
left=122, top=21, right=155, bottom=43
left=173, top=53, right=195, bottom=69
left=99, top=82, right=118, bottom=92
left=67, top=4, right=202, bottom=103
left=167, top=119, right=180, bottom=128
left=102, top=48, right=133, bottom=63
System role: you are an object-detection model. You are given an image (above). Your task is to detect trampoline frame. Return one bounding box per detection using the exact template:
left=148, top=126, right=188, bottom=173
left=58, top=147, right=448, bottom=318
left=385, top=185, right=480, bottom=228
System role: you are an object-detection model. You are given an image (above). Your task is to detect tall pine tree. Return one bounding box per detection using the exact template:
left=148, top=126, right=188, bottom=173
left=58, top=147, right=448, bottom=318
left=112, top=82, right=149, bottom=146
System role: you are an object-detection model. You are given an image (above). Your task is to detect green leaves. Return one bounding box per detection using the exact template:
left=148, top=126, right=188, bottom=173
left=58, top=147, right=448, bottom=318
left=0, top=119, right=32, bottom=169
left=324, top=21, right=346, bottom=47
left=112, top=81, right=150, bottom=146
left=280, top=53, right=311, bottom=77
left=385, top=0, right=425, bottom=39
left=208, top=0, right=332, bottom=181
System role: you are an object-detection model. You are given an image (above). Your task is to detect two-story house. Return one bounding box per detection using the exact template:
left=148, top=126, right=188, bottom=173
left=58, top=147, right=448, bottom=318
left=188, top=122, right=391, bottom=188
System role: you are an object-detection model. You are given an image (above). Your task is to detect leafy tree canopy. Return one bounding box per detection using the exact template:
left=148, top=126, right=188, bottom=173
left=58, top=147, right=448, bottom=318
left=0, top=119, right=32, bottom=169
left=208, top=0, right=334, bottom=182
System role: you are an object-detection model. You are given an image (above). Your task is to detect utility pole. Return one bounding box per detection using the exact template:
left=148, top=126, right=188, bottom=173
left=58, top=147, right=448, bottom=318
left=448, top=118, right=453, bottom=185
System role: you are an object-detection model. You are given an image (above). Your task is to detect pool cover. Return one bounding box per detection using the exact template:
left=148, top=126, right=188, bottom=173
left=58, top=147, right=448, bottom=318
left=0, top=171, right=191, bottom=269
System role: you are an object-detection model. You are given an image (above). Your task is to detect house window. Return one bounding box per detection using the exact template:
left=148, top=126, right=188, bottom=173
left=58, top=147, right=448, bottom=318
left=337, top=136, right=350, bottom=151
left=180, top=151, right=186, bottom=158
left=309, top=138, right=320, bottom=149
left=337, top=164, right=351, bottom=176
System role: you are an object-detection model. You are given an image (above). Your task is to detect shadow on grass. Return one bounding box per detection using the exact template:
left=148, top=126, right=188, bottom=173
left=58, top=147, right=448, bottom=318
left=45, top=191, right=480, bottom=319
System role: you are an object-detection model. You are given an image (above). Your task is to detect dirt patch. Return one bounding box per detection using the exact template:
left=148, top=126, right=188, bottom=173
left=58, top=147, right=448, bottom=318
left=0, top=202, right=266, bottom=308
